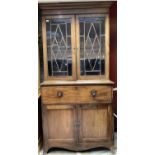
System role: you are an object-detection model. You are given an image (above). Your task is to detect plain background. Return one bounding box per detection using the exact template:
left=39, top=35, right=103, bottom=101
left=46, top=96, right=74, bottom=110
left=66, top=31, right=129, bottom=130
left=0, top=0, right=155, bottom=155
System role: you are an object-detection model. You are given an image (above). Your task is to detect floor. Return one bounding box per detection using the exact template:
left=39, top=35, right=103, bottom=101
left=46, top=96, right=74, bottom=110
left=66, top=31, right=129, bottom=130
left=39, top=133, right=117, bottom=155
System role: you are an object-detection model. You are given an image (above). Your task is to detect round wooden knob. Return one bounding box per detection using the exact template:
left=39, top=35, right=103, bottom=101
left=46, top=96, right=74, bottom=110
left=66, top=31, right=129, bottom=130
left=91, top=90, right=97, bottom=97
left=57, top=91, right=63, bottom=97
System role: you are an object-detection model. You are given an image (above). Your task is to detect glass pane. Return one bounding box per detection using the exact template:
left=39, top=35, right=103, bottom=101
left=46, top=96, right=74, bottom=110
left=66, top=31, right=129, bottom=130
left=79, top=17, right=105, bottom=76
left=46, top=18, right=72, bottom=77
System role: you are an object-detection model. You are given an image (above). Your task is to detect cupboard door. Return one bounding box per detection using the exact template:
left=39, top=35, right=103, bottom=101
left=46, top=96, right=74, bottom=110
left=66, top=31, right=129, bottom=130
left=76, top=14, right=109, bottom=80
left=79, top=104, right=111, bottom=143
left=42, top=15, right=76, bottom=80
left=44, top=105, right=76, bottom=144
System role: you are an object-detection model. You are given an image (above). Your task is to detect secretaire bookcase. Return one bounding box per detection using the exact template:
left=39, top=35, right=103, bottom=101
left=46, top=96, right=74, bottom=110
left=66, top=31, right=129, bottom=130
left=39, top=1, right=114, bottom=153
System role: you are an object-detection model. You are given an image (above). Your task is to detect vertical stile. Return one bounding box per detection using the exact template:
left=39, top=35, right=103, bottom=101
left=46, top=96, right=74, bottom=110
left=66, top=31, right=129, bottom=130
left=99, top=22, right=102, bottom=76
left=66, top=22, right=68, bottom=76
left=105, top=14, right=109, bottom=79
left=50, top=19, right=53, bottom=76
left=84, top=21, right=86, bottom=76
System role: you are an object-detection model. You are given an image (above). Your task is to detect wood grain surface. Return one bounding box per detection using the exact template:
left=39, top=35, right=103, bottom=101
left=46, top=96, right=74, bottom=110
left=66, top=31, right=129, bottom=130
left=41, top=85, right=112, bottom=104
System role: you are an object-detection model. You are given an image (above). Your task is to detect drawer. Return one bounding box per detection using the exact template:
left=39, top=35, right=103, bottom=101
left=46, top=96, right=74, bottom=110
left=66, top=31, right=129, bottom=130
left=41, top=85, right=112, bottom=104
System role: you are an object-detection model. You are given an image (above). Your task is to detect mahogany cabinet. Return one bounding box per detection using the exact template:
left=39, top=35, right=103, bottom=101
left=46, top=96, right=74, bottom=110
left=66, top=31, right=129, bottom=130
left=39, top=1, right=114, bottom=152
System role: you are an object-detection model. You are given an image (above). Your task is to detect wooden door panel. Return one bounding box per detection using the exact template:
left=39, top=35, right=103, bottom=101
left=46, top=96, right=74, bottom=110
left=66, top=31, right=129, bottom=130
left=46, top=105, right=76, bottom=143
left=79, top=104, right=109, bottom=142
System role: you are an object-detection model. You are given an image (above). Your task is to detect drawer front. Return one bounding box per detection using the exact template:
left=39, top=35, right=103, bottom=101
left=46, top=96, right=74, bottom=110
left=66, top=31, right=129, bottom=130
left=41, top=85, right=112, bottom=104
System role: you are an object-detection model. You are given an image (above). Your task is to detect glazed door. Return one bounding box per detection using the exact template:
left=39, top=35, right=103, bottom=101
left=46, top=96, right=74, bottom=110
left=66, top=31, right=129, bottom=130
left=44, top=105, right=77, bottom=144
left=76, top=14, right=109, bottom=80
left=78, top=104, right=111, bottom=143
left=42, top=15, right=76, bottom=80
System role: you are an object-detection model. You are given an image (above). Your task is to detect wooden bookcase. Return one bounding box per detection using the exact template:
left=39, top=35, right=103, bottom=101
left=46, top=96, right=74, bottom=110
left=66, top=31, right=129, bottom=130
left=39, top=1, right=114, bottom=153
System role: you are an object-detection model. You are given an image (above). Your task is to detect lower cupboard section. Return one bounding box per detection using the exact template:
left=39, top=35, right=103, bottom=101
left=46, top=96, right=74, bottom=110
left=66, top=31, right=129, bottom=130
left=42, top=104, right=114, bottom=152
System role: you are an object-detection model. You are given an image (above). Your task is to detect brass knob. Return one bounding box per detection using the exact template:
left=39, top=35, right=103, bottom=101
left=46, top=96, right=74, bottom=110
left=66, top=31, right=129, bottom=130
left=91, top=90, right=97, bottom=97
left=57, top=91, right=63, bottom=97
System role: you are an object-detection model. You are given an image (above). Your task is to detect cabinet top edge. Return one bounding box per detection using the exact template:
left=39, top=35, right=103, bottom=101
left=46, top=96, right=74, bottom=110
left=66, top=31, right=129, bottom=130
left=41, top=80, right=114, bottom=86
left=38, top=1, right=113, bottom=8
